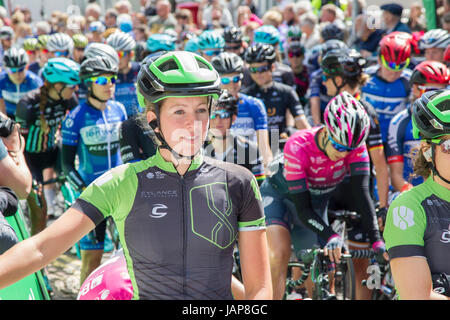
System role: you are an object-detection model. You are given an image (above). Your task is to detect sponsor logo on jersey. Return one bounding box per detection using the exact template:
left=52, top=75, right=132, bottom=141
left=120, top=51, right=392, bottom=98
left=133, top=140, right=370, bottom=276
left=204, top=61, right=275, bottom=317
left=150, top=204, right=168, bottom=218
left=80, top=123, right=121, bottom=145
left=146, top=171, right=165, bottom=180
left=440, top=228, right=450, bottom=244
left=392, top=206, right=415, bottom=230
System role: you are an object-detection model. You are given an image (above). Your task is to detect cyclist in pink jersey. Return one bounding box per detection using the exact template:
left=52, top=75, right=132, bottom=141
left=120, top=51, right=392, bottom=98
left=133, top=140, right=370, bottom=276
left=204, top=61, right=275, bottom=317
left=262, top=92, right=385, bottom=299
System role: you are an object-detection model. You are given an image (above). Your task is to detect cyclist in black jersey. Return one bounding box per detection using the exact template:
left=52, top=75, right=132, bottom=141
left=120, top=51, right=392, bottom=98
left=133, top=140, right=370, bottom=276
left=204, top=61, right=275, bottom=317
left=0, top=51, right=272, bottom=300
left=15, top=57, right=79, bottom=234
left=242, top=42, right=310, bottom=151
left=384, top=89, right=450, bottom=299
left=320, top=48, right=390, bottom=299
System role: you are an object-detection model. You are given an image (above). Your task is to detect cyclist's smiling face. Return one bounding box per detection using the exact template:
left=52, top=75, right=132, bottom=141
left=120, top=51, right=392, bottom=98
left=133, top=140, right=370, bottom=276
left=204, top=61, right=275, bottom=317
left=155, top=96, right=210, bottom=157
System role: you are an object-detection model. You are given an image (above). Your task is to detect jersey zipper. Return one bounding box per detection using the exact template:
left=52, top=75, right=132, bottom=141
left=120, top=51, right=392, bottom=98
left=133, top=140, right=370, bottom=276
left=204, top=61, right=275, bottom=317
left=180, top=174, right=187, bottom=298
left=101, top=109, right=112, bottom=170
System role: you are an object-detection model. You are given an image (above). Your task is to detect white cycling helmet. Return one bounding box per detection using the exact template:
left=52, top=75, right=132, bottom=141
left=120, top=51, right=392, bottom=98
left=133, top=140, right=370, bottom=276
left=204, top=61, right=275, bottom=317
left=46, top=32, right=74, bottom=54
left=106, top=31, right=136, bottom=52
left=324, top=91, right=371, bottom=149
left=419, top=28, right=450, bottom=50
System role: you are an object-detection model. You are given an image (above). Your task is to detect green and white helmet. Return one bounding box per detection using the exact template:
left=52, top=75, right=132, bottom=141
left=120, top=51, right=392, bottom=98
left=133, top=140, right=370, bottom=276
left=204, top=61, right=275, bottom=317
left=137, top=50, right=221, bottom=108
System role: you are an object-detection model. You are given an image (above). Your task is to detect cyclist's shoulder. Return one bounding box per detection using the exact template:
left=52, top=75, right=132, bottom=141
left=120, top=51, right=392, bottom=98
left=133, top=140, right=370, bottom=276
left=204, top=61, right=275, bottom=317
left=284, top=127, right=318, bottom=155
left=18, top=87, right=40, bottom=105
left=389, top=181, right=434, bottom=211
left=272, top=80, right=296, bottom=94
left=203, top=156, right=257, bottom=182
left=24, top=70, right=43, bottom=84
left=0, top=70, right=9, bottom=82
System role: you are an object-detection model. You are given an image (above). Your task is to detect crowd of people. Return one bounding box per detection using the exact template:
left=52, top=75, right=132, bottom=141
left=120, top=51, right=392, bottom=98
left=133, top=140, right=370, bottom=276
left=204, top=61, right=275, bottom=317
left=0, top=0, right=448, bottom=301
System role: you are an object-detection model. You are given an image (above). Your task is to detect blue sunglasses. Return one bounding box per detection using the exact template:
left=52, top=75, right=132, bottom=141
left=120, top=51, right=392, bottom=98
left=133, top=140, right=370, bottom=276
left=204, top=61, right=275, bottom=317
left=211, top=109, right=232, bottom=119
left=328, top=135, right=355, bottom=152
left=202, top=49, right=222, bottom=57
left=221, top=74, right=243, bottom=85
left=54, top=50, right=69, bottom=57
left=7, top=66, right=26, bottom=73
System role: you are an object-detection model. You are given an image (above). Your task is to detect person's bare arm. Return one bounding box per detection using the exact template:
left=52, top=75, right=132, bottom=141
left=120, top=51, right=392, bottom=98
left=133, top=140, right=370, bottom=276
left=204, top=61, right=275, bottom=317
left=310, top=96, right=322, bottom=126
left=0, top=99, right=6, bottom=115
left=256, top=129, right=273, bottom=173
left=0, top=208, right=95, bottom=289
left=369, top=146, right=389, bottom=208
left=389, top=161, right=407, bottom=192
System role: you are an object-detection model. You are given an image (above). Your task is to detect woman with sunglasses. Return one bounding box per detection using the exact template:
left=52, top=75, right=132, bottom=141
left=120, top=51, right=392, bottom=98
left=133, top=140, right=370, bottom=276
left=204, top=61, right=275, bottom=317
left=0, top=48, right=42, bottom=119
left=45, top=33, right=74, bottom=59
left=261, top=91, right=385, bottom=300
left=61, top=55, right=127, bottom=286
left=0, top=51, right=272, bottom=300
left=197, top=30, right=225, bottom=63
left=384, top=89, right=450, bottom=300
left=106, top=31, right=141, bottom=117
left=361, top=32, right=412, bottom=148
left=386, top=61, right=450, bottom=195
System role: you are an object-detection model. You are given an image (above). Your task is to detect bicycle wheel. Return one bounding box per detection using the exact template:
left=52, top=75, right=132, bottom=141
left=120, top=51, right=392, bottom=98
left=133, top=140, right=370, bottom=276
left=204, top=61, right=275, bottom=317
left=335, top=258, right=356, bottom=300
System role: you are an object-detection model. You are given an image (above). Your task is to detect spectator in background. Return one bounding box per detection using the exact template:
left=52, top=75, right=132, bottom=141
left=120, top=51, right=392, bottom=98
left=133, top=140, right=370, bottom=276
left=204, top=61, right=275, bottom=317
left=320, top=3, right=339, bottom=23
left=35, top=21, right=52, bottom=36
left=408, top=2, right=426, bottom=32
left=148, top=0, right=177, bottom=33
left=299, top=12, right=320, bottom=50
left=85, top=2, right=102, bottom=23
left=237, top=6, right=263, bottom=28
left=243, top=0, right=259, bottom=17
left=296, top=0, right=312, bottom=17
left=353, top=12, right=386, bottom=57
left=117, top=13, right=134, bottom=33
left=442, top=11, right=450, bottom=32
left=282, top=3, right=298, bottom=27
left=198, top=0, right=234, bottom=30
left=175, top=9, right=198, bottom=35
left=134, top=24, right=149, bottom=42
left=13, top=23, right=32, bottom=49
left=141, top=0, right=157, bottom=17
left=262, top=9, right=283, bottom=29
left=115, top=0, right=133, bottom=15
left=88, top=21, right=105, bottom=43
left=345, top=0, right=365, bottom=19
left=380, top=3, right=411, bottom=34
left=105, top=8, right=118, bottom=29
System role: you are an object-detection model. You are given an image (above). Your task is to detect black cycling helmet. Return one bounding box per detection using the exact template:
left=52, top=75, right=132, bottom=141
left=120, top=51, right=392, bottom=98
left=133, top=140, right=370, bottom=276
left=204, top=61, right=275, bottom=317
left=287, top=41, right=305, bottom=56
left=320, top=22, right=345, bottom=42
left=223, top=26, right=243, bottom=44
left=3, top=47, right=29, bottom=69
left=211, top=52, right=244, bottom=75
left=412, top=89, right=450, bottom=140
left=321, top=48, right=367, bottom=78
left=244, top=42, right=276, bottom=64
left=0, top=26, right=14, bottom=40
left=320, top=39, right=348, bottom=57
left=216, top=89, right=238, bottom=115
left=80, top=56, right=119, bottom=82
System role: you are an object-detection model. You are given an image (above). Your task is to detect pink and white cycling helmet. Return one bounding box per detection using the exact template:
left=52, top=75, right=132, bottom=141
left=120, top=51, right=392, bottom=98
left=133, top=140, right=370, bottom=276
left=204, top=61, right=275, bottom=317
left=323, top=91, right=370, bottom=149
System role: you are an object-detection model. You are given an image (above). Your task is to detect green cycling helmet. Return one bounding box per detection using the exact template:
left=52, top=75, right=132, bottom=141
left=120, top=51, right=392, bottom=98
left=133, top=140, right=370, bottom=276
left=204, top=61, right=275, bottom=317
left=412, top=89, right=450, bottom=140
left=72, top=34, right=88, bottom=49
left=36, top=34, right=50, bottom=50
left=42, top=57, right=80, bottom=85
left=23, top=38, right=38, bottom=51
left=137, top=50, right=221, bottom=108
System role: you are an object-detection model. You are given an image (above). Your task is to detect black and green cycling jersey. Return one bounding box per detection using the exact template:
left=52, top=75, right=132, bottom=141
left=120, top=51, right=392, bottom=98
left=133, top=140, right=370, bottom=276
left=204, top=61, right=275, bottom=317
left=72, top=149, right=265, bottom=300
left=384, top=176, right=450, bottom=278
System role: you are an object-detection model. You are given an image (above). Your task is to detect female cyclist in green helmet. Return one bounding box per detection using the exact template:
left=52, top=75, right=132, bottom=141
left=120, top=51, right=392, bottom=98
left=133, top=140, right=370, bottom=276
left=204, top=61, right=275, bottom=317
left=384, top=89, right=450, bottom=299
left=0, top=51, right=272, bottom=300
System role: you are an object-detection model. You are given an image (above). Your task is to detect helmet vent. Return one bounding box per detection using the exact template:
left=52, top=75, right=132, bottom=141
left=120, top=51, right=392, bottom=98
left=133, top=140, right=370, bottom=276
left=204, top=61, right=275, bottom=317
left=158, top=59, right=179, bottom=72
left=431, top=119, right=443, bottom=130
left=196, top=59, right=210, bottom=70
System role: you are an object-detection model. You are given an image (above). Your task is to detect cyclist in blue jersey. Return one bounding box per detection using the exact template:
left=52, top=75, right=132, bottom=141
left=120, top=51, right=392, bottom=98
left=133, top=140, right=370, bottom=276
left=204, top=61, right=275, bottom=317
left=211, top=51, right=273, bottom=173
left=309, top=39, right=347, bottom=126
left=16, top=57, right=80, bottom=235
left=386, top=61, right=450, bottom=193
left=106, top=31, right=141, bottom=117
left=361, top=32, right=412, bottom=146
left=0, top=48, right=43, bottom=119
left=62, top=55, right=127, bottom=285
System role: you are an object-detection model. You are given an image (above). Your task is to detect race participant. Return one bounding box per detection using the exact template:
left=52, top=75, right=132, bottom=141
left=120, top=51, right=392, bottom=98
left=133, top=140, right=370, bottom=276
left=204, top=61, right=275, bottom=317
left=106, top=31, right=141, bottom=117
left=320, top=48, right=390, bottom=299
left=308, top=39, right=347, bottom=126
left=0, top=187, right=19, bottom=255
left=206, top=89, right=265, bottom=184
left=61, top=55, right=127, bottom=285
left=15, top=57, right=79, bottom=235
left=262, top=91, right=385, bottom=299
left=34, top=35, right=50, bottom=79
left=22, top=38, right=40, bottom=75
left=0, top=26, right=14, bottom=67
left=445, top=45, right=450, bottom=68
left=361, top=32, right=412, bottom=146
left=0, top=51, right=272, bottom=300
left=210, top=51, right=273, bottom=172
left=197, top=30, right=225, bottom=62
left=223, top=26, right=247, bottom=58
left=76, top=42, right=119, bottom=106
left=0, top=48, right=43, bottom=119
left=242, top=43, right=310, bottom=152
left=384, top=89, right=450, bottom=299
left=419, top=29, right=450, bottom=63
left=242, top=25, right=295, bottom=89
left=145, top=33, right=176, bottom=57
left=71, top=34, right=88, bottom=64
left=386, top=61, right=450, bottom=193
left=285, top=41, right=309, bottom=107
left=46, top=33, right=74, bottom=59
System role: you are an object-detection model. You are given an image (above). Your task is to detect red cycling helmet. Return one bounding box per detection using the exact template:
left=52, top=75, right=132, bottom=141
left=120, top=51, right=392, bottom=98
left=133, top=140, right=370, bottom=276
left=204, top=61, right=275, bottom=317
left=379, top=32, right=411, bottom=69
left=410, top=60, right=450, bottom=85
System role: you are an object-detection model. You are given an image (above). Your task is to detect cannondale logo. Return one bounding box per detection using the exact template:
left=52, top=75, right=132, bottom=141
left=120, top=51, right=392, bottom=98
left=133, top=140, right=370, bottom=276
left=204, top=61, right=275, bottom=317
left=150, top=204, right=168, bottom=218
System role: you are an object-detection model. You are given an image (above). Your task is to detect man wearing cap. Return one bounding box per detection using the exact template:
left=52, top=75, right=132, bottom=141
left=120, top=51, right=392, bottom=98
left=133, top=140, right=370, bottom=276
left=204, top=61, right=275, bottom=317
left=381, top=3, right=411, bottom=34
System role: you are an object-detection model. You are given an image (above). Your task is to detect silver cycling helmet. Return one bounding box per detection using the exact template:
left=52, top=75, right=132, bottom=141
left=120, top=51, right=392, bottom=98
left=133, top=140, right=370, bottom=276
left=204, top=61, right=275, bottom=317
left=46, top=32, right=74, bottom=54
left=83, top=42, right=119, bottom=66
left=3, top=47, right=29, bottom=69
left=106, top=31, right=136, bottom=52
left=419, top=28, right=450, bottom=50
